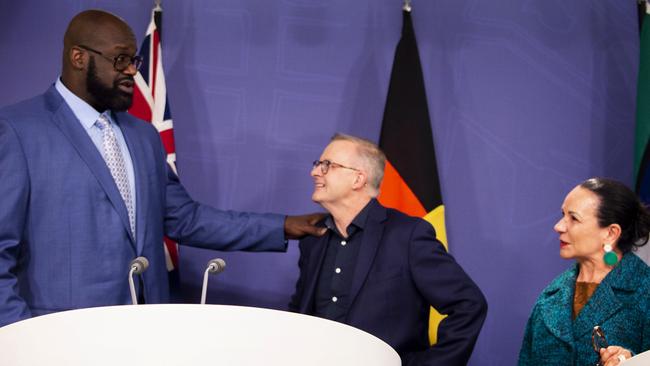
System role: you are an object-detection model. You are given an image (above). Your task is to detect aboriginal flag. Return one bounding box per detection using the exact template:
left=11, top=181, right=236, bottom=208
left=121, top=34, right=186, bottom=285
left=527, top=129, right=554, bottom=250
left=377, top=9, right=448, bottom=345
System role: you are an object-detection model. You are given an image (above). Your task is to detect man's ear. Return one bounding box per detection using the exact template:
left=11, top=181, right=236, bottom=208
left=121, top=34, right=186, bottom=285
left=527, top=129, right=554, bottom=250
left=69, top=46, right=87, bottom=70
left=352, top=171, right=367, bottom=190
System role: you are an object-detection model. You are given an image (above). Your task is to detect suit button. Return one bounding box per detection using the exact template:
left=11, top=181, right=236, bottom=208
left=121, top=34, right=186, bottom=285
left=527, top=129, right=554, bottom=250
left=341, top=240, right=347, bottom=246
left=332, top=296, right=338, bottom=302
left=335, top=268, right=341, bottom=274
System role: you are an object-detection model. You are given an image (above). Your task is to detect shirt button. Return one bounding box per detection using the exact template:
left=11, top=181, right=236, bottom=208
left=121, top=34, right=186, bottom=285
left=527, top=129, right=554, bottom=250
left=332, top=296, right=338, bottom=303
left=341, top=240, right=347, bottom=246
left=335, top=268, right=341, bottom=274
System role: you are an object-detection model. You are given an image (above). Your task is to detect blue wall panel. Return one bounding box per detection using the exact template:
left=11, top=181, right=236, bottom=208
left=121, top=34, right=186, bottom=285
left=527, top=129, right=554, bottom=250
left=0, top=1, right=639, bottom=364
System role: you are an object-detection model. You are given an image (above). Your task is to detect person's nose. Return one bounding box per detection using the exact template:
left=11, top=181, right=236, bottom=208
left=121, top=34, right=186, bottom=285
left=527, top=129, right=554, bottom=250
left=122, top=62, right=138, bottom=76
left=310, top=164, right=321, bottom=178
left=553, top=218, right=565, bottom=233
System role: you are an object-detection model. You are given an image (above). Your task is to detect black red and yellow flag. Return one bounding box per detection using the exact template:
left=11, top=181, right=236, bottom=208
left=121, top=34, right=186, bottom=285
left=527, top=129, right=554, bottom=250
left=377, top=8, right=448, bottom=345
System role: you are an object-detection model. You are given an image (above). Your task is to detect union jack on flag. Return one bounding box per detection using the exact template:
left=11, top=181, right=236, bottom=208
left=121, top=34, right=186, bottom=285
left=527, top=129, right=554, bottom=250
left=128, top=4, right=179, bottom=272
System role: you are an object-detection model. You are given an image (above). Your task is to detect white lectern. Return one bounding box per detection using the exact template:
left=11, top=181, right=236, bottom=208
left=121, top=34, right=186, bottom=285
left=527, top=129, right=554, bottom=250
left=0, top=304, right=400, bottom=366
left=621, top=349, right=650, bottom=365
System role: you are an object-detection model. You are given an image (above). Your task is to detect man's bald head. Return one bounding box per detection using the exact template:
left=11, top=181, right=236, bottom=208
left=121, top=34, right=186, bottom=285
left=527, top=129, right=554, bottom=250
left=60, top=9, right=139, bottom=112
left=63, top=10, right=135, bottom=64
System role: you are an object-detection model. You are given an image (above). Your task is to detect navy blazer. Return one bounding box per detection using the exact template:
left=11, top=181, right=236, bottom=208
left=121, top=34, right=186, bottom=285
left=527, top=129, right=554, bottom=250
left=289, top=201, right=487, bottom=366
left=0, top=86, right=286, bottom=327
left=519, top=253, right=650, bottom=365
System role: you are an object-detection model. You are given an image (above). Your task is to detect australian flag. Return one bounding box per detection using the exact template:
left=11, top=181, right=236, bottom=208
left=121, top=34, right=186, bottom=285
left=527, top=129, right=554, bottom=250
left=128, top=4, right=180, bottom=282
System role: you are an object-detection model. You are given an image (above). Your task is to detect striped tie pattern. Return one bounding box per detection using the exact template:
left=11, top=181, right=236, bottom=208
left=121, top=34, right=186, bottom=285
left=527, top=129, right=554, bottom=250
left=96, top=113, right=135, bottom=237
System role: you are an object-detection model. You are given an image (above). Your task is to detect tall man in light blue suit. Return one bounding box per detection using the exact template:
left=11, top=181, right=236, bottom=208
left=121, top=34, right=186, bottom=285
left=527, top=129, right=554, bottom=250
left=0, top=9, right=324, bottom=327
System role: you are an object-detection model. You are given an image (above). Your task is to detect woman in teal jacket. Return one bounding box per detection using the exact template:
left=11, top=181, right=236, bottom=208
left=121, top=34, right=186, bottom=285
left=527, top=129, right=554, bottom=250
left=519, top=178, right=650, bottom=366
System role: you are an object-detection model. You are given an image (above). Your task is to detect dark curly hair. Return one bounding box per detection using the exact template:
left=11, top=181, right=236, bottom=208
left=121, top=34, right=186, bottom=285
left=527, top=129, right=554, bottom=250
left=580, top=177, right=650, bottom=253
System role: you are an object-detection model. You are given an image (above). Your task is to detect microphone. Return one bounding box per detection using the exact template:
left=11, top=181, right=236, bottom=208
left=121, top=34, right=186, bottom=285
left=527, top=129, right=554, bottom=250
left=201, top=258, right=226, bottom=304
left=207, top=258, right=226, bottom=274
left=128, top=256, right=149, bottom=305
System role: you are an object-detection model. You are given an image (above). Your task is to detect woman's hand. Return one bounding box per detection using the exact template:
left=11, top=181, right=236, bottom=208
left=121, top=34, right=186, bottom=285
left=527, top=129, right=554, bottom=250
left=599, top=346, right=632, bottom=365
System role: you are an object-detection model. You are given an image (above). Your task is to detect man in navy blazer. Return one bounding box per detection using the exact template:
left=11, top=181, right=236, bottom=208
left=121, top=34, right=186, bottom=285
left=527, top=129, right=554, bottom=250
left=289, top=134, right=487, bottom=365
left=0, top=10, right=323, bottom=327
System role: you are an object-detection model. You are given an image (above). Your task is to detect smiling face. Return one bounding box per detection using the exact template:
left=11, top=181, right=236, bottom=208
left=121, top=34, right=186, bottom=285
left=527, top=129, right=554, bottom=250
left=311, top=140, right=363, bottom=209
left=554, top=186, right=610, bottom=262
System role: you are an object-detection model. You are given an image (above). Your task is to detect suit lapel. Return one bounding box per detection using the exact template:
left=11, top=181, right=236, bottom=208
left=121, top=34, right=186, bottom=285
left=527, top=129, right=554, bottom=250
left=115, top=112, right=146, bottom=254
left=538, top=268, right=576, bottom=346
left=572, top=283, right=622, bottom=338
left=46, top=88, right=135, bottom=249
left=347, top=202, right=386, bottom=311
left=572, top=254, right=639, bottom=338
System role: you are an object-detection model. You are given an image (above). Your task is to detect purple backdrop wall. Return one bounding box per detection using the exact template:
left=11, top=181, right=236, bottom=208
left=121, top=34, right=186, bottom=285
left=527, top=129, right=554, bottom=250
left=0, top=1, right=639, bottom=364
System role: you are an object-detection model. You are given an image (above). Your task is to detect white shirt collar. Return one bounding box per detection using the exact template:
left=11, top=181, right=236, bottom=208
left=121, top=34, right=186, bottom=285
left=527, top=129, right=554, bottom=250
left=55, top=77, right=110, bottom=129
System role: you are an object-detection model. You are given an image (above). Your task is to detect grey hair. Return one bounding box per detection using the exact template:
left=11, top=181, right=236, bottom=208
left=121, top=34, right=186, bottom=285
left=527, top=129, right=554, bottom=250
left=331, top=133, right=386, bottom=195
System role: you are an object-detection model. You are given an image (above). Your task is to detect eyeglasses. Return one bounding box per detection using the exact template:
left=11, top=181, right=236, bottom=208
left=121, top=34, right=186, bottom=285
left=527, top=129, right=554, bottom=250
left=591, top=326, right=609, bottom=366
left=312, top=160, right=359, bottom=175
left=77, top=45, right=143, bottom=72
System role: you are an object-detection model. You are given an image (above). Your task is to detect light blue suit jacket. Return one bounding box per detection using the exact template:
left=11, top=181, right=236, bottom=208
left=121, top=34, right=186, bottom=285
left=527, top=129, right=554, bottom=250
left=519, top=253, right=650, bottom=365
left=0, top=86, right=286, bottom=327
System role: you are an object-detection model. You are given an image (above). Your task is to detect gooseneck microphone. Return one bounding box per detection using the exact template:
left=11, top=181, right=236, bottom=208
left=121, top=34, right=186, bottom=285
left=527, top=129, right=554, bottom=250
left=128, top=256, right=149, bottom=305
left=200, top=258, right=226, bottom=305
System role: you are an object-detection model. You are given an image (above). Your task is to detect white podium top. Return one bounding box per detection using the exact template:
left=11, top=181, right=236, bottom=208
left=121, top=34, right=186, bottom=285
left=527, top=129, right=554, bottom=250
left=622, top=349, right=650, bottom=366
left=0, top=304, right=400, bottom=366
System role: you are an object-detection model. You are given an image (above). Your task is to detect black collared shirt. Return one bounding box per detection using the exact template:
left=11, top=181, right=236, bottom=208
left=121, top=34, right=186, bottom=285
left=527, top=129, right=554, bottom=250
left=313, top=199, right=374, bottom=322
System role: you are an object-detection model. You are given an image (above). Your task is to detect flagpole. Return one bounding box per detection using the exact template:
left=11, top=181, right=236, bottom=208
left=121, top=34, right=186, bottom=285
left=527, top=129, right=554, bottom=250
left=153, top=1, right=162, bottom=39
left=639, top=0, right=647, bottom=32
left=403, top=0, right=412, bottom=12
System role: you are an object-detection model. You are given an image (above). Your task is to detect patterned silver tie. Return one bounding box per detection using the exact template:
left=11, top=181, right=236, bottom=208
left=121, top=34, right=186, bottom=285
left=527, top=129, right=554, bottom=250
left=96, top=113, right=135, bottom=237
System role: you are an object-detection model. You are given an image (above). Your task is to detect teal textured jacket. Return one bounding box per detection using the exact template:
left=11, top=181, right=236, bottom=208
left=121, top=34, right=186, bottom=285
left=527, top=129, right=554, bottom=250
left=519, top=253, right=650, bottom=365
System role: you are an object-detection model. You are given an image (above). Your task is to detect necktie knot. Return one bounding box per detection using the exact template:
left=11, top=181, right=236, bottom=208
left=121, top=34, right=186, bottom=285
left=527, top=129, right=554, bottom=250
left=96, top=114, right=111, bottom=130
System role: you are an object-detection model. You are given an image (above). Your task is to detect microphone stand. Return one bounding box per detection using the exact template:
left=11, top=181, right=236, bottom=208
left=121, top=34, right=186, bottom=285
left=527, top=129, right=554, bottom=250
left=201, top=258, right=226, bottom=304
left=129, top=265, right=139, bottom=305
left=128, top=257, right=149, bottom=305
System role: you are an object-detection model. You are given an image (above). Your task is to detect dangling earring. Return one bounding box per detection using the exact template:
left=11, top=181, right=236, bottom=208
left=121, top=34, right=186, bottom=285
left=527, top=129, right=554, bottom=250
left=603, top=243, right=618, bottom=266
